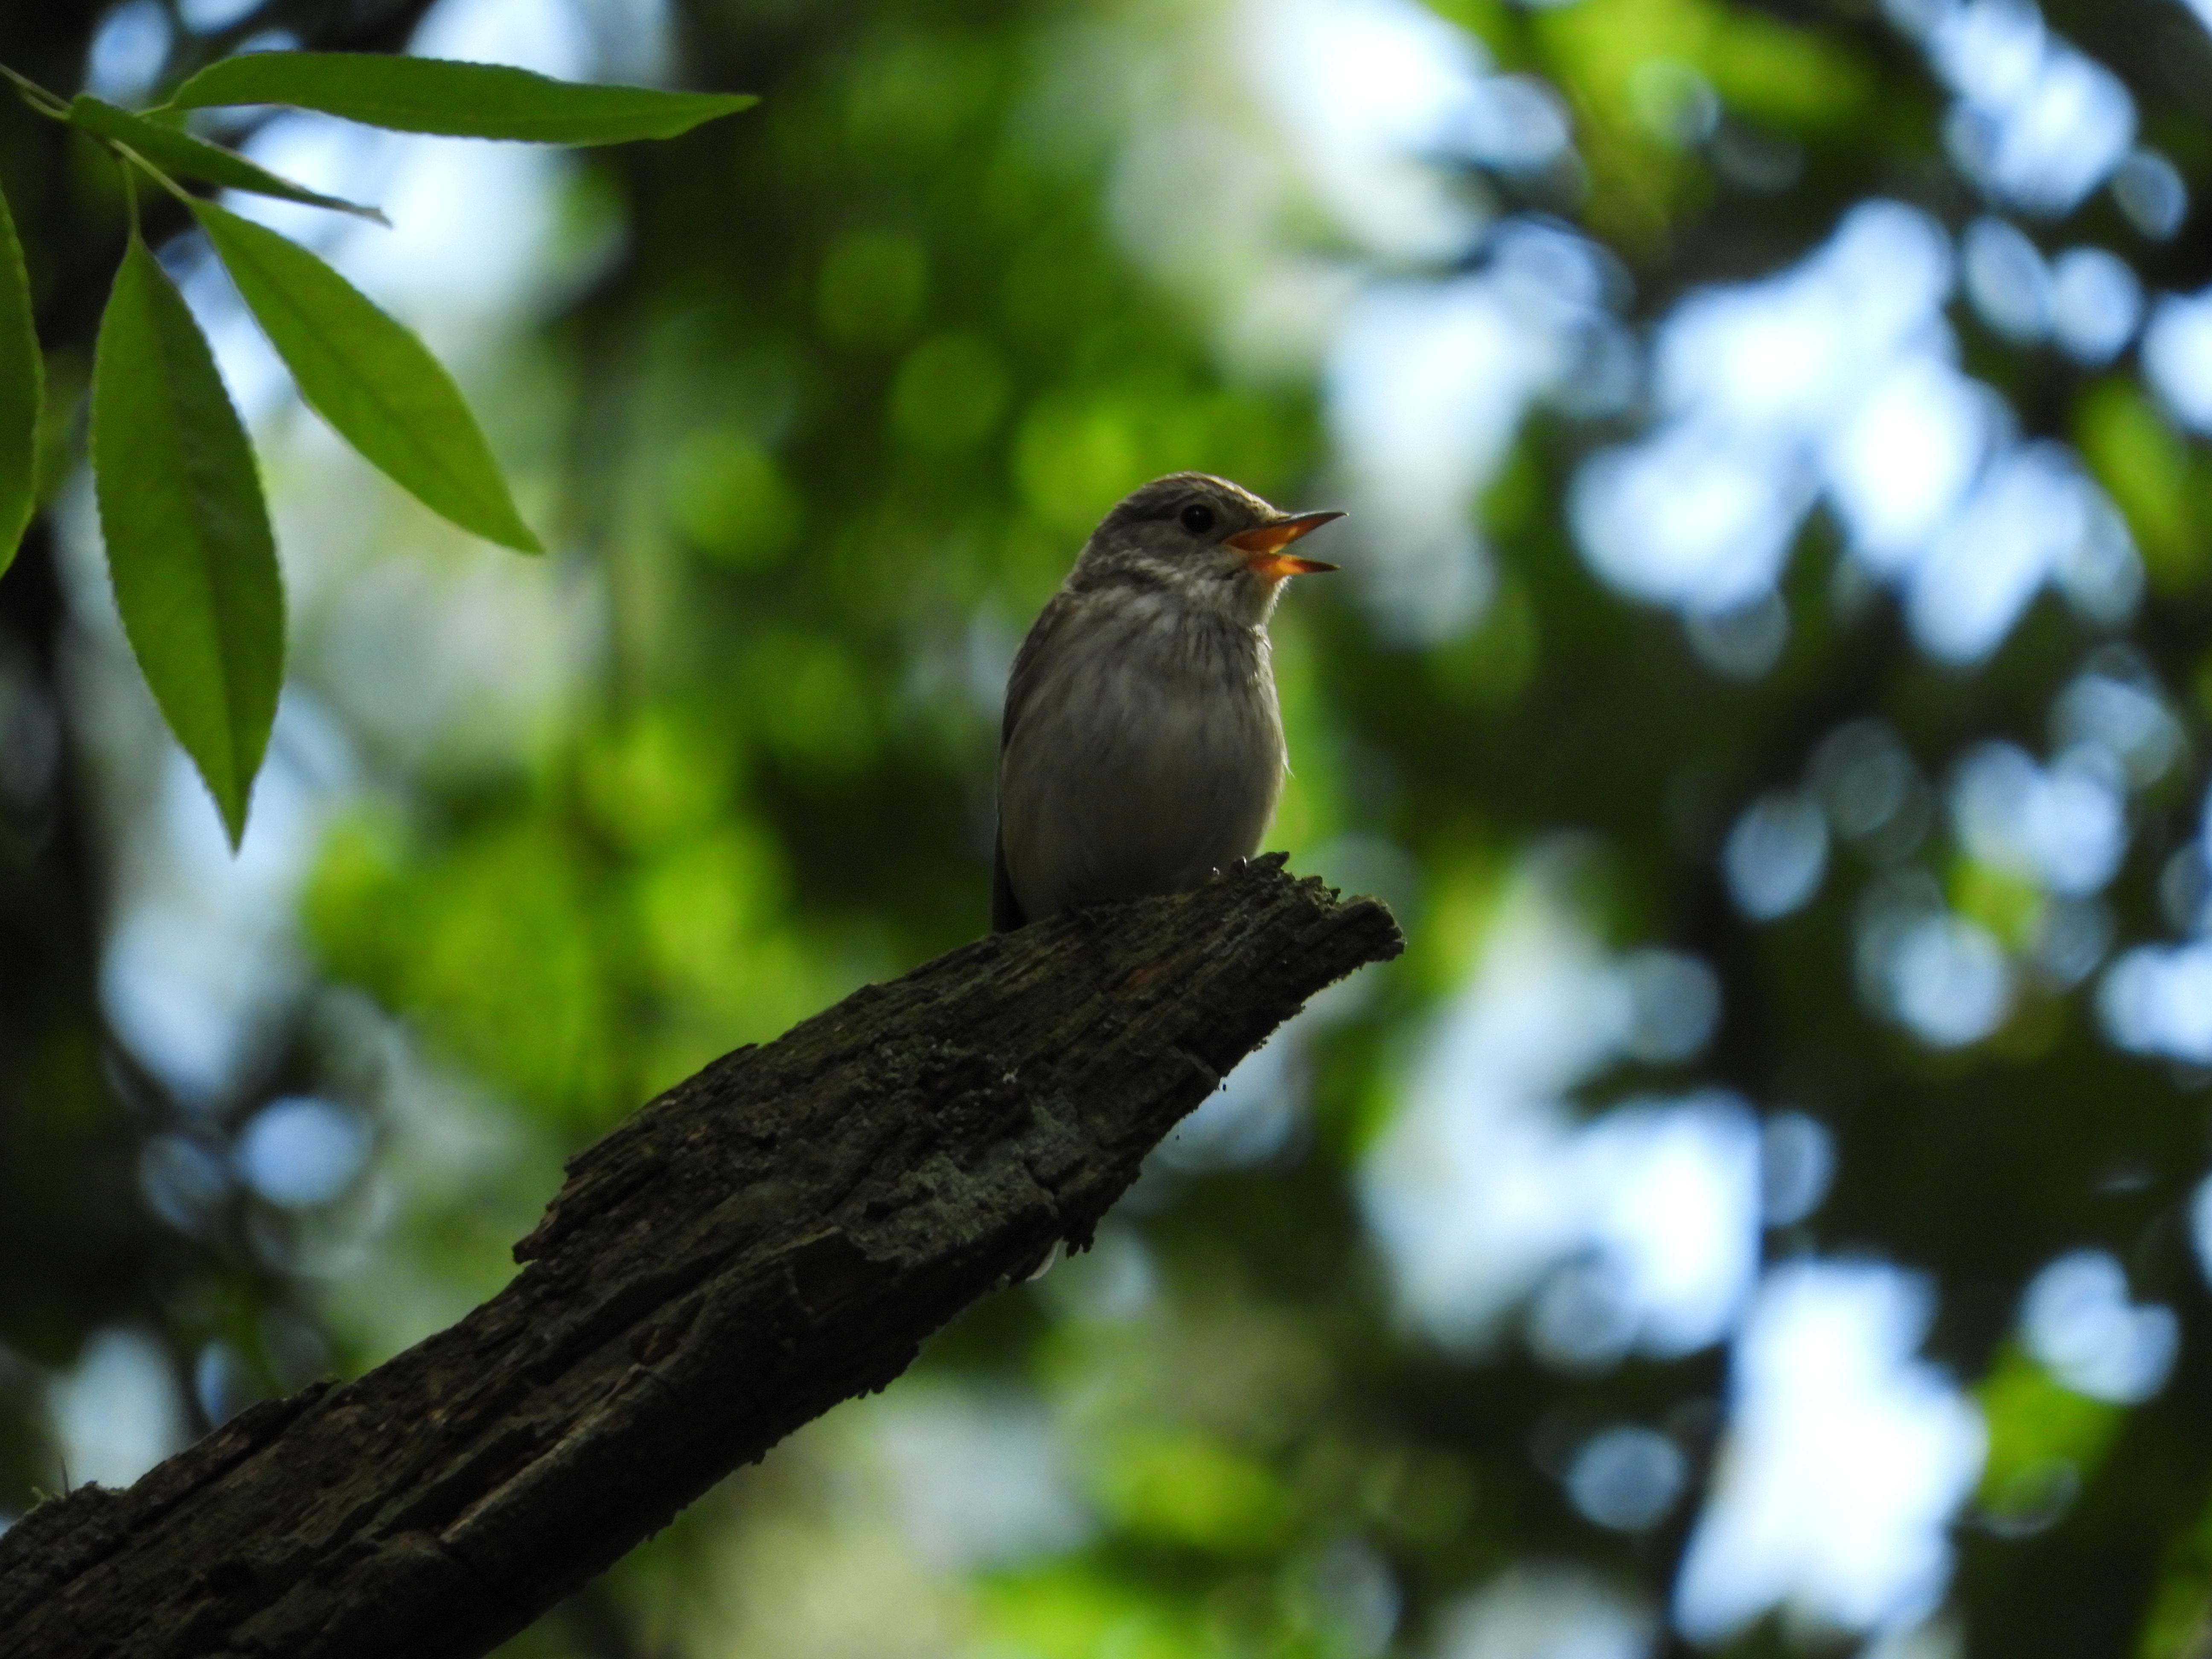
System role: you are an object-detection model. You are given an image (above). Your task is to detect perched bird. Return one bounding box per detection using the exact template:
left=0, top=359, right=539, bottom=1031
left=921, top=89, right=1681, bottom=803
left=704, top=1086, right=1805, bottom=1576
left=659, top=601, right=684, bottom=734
left=992, top=472, right=1344, bottom=931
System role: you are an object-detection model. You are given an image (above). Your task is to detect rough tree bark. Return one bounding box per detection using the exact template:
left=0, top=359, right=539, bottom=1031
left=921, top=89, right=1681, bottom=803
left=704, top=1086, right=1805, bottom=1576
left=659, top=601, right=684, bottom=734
left=0, top=857, right=1401, bottom=1659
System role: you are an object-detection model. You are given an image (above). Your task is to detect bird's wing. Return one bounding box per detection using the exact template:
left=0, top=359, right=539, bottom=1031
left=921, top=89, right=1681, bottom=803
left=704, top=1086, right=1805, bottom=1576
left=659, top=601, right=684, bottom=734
left=1001, top=588, right=1077, bottom=751
left=991, top=589, right=1074, bottom=932
left=990, top=825, right=1027, bottom=932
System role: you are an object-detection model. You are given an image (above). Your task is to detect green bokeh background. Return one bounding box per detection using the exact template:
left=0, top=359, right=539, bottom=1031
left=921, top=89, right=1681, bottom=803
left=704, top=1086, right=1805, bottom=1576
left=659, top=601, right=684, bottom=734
left=9, top=0, right=2212, bottom=1656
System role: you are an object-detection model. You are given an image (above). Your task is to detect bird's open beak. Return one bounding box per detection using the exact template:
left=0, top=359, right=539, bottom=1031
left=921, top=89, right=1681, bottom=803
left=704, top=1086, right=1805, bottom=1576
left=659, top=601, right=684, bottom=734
left=1225, top=510, right=1345, bottom=579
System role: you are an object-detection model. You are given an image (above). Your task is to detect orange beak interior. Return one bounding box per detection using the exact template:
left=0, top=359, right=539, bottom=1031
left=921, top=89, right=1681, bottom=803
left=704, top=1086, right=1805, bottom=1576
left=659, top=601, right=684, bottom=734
left=1225, top=510, right=1345, bottom=580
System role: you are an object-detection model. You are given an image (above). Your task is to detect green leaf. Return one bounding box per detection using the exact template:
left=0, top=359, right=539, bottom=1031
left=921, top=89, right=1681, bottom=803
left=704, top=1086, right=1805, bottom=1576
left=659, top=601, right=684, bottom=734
left=68, top=94, right=387, bottom=223
left=190, top=200, right=541, bottom=553
left=91, top=233, right=284, bottom=845
left=0, top=175, right=39, bottom=576
left=167, top=52, right=757, bottom=145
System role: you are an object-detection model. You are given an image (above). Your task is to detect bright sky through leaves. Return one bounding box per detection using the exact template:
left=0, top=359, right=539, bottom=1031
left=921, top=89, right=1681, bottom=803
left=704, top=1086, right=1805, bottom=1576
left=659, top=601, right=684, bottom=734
left=35, top=0, right=2212, bottom=1653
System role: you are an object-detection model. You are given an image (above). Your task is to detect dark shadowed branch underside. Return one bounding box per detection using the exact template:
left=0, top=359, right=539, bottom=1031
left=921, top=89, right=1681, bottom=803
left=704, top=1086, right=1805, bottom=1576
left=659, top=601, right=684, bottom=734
left=0, top=856, right=1402, bottom=1659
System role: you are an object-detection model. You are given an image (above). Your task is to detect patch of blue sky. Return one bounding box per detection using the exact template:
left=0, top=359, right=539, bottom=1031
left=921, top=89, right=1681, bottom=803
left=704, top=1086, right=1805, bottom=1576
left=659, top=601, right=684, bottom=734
left=1359, top=853, right=1759, bottom=1365
left=1239, top=0, right=1625, bottom=639
left=2020, top=1250, right=2177, bottom=1405
left=46, top=1328, right=189, bottom=1492
left=1898, top=0, right=2135, bottom=218
left=1572, top=200, right=2141, bottom=664
left=98, top=691, right=354, bottom=1110
left=1673, top=1261, right=1985, bottom=1644
left=2093, top=760, right=2212, bottom=1065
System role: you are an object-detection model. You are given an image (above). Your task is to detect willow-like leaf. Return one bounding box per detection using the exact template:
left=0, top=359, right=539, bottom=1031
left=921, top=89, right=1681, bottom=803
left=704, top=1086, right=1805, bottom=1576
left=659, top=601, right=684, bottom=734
left=0, top=175, right=38, bottom=574
left=167, top=51, right=755, bottom=144
left=193, top=200, right=540, bottom=552
left=90, top=233, right=284, bottom=845
left=70, top=94, right=386, bottom=221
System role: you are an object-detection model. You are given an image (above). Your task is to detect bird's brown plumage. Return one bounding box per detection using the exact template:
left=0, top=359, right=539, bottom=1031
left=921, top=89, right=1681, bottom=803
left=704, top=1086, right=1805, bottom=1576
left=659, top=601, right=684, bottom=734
left=991, top=473, right=1342, bottom=931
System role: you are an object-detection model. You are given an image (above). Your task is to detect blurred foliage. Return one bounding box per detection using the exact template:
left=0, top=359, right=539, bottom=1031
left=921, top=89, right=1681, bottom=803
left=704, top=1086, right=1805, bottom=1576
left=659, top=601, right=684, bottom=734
left=15, top=1, right=2212, bottom=1659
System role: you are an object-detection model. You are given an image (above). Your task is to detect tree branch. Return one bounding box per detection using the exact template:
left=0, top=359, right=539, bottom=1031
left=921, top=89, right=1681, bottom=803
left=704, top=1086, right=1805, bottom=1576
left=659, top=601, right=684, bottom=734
left=0, top=856, right=1402, bottom=1659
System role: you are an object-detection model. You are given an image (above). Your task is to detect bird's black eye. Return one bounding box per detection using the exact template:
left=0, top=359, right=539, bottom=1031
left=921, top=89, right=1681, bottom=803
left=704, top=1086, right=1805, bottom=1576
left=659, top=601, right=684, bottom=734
left=1179, top=503, right=1216, bottom=536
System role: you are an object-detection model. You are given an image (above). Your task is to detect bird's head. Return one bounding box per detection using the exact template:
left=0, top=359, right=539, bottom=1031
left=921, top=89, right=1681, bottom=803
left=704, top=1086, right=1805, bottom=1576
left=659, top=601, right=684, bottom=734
left=1074, top=472, right=1344, bottom=624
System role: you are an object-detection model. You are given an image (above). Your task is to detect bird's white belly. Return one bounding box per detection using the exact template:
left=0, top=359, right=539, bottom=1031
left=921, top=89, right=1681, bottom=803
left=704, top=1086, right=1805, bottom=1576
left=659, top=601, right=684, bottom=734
left=999, top=617, right=1284, bottom=920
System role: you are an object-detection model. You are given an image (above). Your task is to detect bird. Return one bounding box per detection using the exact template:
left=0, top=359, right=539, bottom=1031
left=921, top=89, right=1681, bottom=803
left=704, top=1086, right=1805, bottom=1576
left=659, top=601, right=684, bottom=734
left=992, top=472, right=1344, bottom=931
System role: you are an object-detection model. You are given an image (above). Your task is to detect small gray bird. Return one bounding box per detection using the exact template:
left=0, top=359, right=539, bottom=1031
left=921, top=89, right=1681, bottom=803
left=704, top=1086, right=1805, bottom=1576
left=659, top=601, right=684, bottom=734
left=993, top=472, right=1344, bottom=931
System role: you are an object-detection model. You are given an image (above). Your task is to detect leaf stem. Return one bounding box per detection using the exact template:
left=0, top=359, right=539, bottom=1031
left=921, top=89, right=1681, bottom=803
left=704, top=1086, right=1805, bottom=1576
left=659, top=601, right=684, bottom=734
left=0, top=62, right=70, bottom=122
left=112, top=141, right=198, bottom=214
